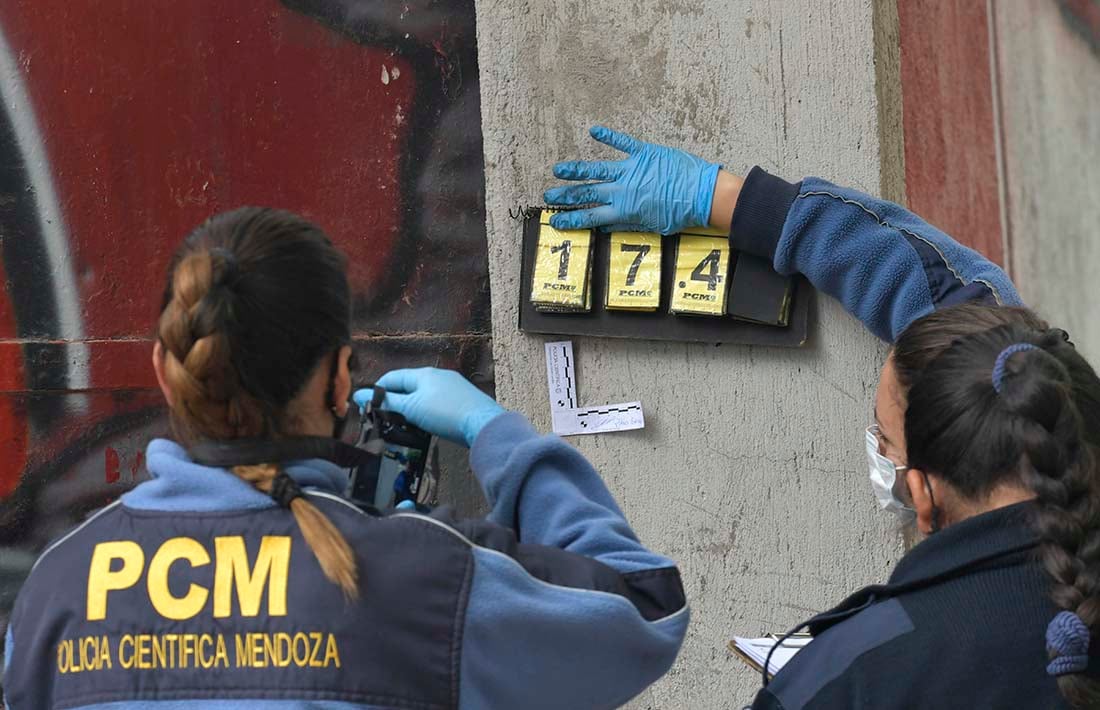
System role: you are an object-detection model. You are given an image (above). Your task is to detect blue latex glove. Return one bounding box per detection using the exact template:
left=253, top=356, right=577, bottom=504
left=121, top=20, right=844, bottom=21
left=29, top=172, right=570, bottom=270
left=354, top=368, right=505, bottom=448
left=543, top=125, right=721, bottom=235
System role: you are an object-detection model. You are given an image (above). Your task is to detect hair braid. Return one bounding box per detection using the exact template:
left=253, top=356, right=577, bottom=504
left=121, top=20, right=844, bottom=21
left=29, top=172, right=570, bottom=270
left=233, top=463, right=359, bottom=600
left=158, top=250, right=265, bottom=440
left=1006, top=340, right=1100, bottom=707
left=158, top=209, right=359, bottom=600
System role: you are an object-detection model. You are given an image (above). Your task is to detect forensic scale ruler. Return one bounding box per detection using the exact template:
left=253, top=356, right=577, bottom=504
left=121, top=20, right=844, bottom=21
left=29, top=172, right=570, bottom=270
left=544, top=341, right=644, bottom=436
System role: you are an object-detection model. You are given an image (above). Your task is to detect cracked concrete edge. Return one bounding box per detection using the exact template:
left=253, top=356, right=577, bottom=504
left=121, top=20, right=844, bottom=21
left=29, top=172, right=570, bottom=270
left=873, top=0, right=906, bottom=206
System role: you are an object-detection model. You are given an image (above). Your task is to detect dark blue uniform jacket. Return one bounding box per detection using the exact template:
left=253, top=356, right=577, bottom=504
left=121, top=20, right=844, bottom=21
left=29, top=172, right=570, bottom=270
left=3, top=413, right=688, bottom=709
left=753, top=503, right=1075, bottom=709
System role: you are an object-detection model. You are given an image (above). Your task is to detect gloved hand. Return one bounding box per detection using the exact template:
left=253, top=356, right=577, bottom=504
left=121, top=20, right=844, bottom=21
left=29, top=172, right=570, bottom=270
left=543, top=125, right=721, bottom=235
left=354, top=368, right=505, bottom=448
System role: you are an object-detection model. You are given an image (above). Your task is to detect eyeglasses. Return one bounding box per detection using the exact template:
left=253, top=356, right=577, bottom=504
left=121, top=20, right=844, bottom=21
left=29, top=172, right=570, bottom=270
left=866, top=424, right=906, bottom=469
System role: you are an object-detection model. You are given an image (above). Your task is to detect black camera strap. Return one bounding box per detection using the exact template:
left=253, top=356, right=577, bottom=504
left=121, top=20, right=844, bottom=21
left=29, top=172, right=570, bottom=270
left=189, top=436, right=374, bottom=469
left=187, top=385, right=432, bottom=513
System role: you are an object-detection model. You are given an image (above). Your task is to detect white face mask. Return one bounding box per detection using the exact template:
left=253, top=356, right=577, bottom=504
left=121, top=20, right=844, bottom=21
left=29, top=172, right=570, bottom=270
left=865, top=426, right=915, bottom=522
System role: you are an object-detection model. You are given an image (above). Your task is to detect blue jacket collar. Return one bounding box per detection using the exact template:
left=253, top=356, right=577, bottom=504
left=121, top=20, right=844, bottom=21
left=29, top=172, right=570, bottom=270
left=122, top=438, right=349, bottom=513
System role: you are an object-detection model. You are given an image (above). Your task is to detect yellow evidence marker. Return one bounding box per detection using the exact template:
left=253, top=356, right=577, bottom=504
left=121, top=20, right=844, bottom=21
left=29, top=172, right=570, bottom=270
left=605, top=232, right=662, bottom=311
left=669, top=231, right=731, bottom=316
left=530, top=212, right=594, bottom=312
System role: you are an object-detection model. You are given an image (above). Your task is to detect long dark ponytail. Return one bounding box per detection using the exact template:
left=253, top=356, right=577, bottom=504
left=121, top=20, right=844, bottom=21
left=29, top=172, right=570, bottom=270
left=893, top=303, right=1100, bottom=707
left=158, top=207, right=359, bottom=599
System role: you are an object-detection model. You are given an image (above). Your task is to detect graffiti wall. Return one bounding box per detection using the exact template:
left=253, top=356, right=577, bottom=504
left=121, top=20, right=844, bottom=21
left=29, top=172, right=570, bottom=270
left=0, top=0, right=491, bottom=647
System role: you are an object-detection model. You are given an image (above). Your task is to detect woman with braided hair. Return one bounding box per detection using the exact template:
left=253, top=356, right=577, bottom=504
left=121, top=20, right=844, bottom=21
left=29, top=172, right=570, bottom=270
left=3, top=207, right=689, bottom=709
left=548, top=127, right=1100, bottom=708
left=889, top=305, right=1100, bottom=708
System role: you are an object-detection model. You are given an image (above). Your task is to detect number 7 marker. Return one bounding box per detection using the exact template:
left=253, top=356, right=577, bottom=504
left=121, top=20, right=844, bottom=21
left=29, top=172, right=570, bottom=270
left=605, top=231, right=662, bottom=311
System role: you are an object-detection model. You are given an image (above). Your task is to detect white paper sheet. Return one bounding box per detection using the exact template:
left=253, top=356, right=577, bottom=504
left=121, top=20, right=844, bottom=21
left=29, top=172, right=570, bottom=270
left=551, top=402, right=645, bottom=436
left=731, top=635, right=813, bottom=676
left=544, top=341, right=577, bottom=411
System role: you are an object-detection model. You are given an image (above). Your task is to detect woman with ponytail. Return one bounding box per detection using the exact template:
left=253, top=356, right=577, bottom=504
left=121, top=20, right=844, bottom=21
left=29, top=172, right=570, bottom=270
left=550, top=127, right=1100, bottom=708
left=890, top=305, right=1100, bottom=708
left=3, top=207, right=688, bottom=709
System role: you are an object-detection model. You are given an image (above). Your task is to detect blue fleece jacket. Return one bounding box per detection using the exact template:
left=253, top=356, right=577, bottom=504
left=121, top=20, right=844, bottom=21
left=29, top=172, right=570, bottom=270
left=730, top=167, right=1021, bottom=340
left=3, top=413, right=687, bottom=709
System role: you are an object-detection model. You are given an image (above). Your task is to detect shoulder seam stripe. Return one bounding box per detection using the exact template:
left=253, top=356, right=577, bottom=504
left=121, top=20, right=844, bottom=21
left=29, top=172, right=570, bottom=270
left=304, top=489, right=373, bottom=515
left=389, top=510, right=689, bottom=626
left=796, top=189, right=1005, bottom=306
left=306, top=491, right=687, bottom=625
left=30, top=500, right=123, bottom=574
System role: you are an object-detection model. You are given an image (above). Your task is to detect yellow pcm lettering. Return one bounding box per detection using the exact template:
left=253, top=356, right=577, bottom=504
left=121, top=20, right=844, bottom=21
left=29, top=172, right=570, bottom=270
left=117, top=633, right=231, bottom=670
left=179, top=633, right=195, bottom=668
left=199, top=634, right=213, bottom=669
left=213, top=633, right=229, bottom=668
left=56, top=639, right=70, bottom=674
left=323, top=633, right=341, bottom=668
left=230, top=631, right=340, bottom=669
left=80, top=636, right=94, bottom=671
left=97, top=635, right=112, bottom=669
left=250, top=632, right=267, bottom=668
left=213, top=536, right=291, bottom=618
left=274, top=632, right=293, bottom=668
left=263, top=633, right=278, bottom=667
left=235, top=634, right=249, bottom=668
left=148, top=538, right=210, bottom=620
left=308, top=632, right=324, bottom=667
left=56, top=636, right=111, bottom=674
left=292, top=633, right=310, bottom=667
left=86, top=535, right=291, bottom=622
left=151, top=633, right=165, bottom=668
left=87, top=541, right=144, bottom=621
left=136, top=633, right=152, bottom=669
left=119, top=635, right=134, bottom=669
left=55, top=634, right=247, bottom=674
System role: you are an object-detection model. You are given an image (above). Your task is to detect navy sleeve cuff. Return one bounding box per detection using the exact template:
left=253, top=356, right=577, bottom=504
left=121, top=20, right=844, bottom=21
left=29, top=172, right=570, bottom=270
left=729, top=166, right=802, bottom=261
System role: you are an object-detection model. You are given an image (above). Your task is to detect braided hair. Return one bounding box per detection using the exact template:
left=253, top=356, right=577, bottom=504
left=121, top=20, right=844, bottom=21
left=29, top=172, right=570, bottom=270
left=893, top=303, right=1100, bottom=707
left=157, top=207, right=358, bottom=599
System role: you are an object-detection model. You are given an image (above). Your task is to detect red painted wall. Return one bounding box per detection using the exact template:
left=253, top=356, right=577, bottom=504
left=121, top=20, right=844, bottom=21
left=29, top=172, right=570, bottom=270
left=0, top=0, right=490, bottom=632
left=897, top=0, right=1005, bottom=266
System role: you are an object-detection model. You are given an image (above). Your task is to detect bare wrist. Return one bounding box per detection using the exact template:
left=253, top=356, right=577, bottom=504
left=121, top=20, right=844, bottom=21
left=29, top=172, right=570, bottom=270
left=708, top=170, right=744, bottom=232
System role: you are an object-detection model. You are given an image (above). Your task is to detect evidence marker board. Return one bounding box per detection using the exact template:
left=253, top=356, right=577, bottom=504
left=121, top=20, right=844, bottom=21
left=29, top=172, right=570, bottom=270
left=530, top=211, right=593, bottom=312
left=518, top=208, right=811, bottom=346
left=605, top=231, right=662, bottom=311
left=669, top=233, right=730, bottom=316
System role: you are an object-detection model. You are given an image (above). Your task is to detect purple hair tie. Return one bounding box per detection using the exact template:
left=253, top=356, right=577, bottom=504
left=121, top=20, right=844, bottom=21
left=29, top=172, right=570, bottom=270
left=992, top=343, right=1039, bottom=394
left=1046, top=610, right=1091, bottom=677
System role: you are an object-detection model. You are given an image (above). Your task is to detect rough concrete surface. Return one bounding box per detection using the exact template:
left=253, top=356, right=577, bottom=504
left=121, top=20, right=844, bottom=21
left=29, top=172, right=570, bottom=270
left=474, top=1, right=903, bottom=706
left=872, top=0, right=905, bottom=205
left=994, top=2, right=1100, bottom=361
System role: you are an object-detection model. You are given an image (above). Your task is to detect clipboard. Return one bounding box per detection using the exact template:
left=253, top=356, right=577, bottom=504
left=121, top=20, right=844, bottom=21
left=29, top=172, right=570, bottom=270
left=728, top=640, right=772, bottom=678
left=728, top=633, right=813, bottom=679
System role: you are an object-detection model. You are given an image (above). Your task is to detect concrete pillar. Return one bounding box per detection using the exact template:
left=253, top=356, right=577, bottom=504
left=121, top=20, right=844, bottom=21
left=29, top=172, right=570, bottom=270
left=475, top=1, right=902, bottom=706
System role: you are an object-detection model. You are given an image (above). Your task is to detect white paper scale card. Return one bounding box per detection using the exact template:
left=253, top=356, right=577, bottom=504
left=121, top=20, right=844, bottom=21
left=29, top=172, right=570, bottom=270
left=545, top=340, right=578, bottom=411
left=543, top=341, right=645, bottom=437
